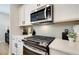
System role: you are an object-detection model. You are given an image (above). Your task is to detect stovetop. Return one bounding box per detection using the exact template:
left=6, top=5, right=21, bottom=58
left=23, top=35, right=55, bottom=47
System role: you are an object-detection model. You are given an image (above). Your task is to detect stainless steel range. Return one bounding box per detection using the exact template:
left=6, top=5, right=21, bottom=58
left=22, top=35, right=55, bottom=55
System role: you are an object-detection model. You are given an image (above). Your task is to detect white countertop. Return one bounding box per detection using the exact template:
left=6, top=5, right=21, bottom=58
left=49, top=38, right=79, bottom=55
left=12, top=34, right=32, bottom=39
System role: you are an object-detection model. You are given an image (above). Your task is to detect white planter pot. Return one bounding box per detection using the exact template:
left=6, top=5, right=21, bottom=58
left=68, top=38, right=75, bottom=42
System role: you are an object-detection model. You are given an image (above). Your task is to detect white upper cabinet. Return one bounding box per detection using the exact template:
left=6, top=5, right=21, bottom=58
left=24, top=4, right=37, bottom=25
left=24, top=5, right=31, bottom=25
left=54, top=4, right=79, bottom=23
left=19, top=5, right=25, bottom=26
left=18, top=4, right=37, bottom=26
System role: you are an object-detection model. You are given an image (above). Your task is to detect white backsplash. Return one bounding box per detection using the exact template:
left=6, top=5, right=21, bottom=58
left=33, top=23, right=76, bottom=39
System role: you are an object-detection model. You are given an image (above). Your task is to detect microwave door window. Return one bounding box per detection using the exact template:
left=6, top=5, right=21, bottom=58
left=31, top=13, right=37, bottom=22
left=37, top=10, right=45, bottom=20
left=31, top=9, right=46, bottom=22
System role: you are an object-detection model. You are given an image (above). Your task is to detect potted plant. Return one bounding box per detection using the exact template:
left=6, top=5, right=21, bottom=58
left=67, top=32, right=77, bottom=42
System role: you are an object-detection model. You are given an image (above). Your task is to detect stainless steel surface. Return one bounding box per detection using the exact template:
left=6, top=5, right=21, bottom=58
left=23, top=35, right=55, bottom=55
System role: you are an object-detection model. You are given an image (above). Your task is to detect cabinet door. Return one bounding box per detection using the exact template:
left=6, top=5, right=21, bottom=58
left=24, top=4, right=37, bottom=25
left=24, top=5, right=31, bottom=25
left=11, top=39, right=17, bottom=55
left=17, top=39, right=23, bottom=55
left=12, top=36, right=23, bottom=55
left=19, top=5, right=25, bottom=26
left=54, top=4, right=79, bottom=23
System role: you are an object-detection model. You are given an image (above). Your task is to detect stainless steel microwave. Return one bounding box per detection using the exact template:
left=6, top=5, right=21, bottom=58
left=30, top=5, right=53, bottom=23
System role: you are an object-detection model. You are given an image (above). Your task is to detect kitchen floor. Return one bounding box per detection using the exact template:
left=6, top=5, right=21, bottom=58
left=0, top=42, right=9, bottom=55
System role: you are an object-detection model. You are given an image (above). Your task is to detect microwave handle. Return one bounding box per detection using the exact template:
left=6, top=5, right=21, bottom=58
left=44, top=8, right=46, bottom=19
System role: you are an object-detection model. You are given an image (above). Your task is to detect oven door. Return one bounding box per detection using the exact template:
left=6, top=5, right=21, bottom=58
left=23, top=44, right=47, bottom=55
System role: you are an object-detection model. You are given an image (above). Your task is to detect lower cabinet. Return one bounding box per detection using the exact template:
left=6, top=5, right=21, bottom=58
left=11, top=36, right=23, bottom=55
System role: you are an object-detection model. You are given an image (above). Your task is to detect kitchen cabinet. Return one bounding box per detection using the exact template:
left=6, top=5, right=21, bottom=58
left=18, top=4, right=38, bottom=26
left=11, top=35, right=32, bottom=55
left=11, top=36, right=23, bottom=55
left=19, top=5, right=25, bottom=26
left=12, top=39, right=17, bottom=55
left=54, top=4, right=79, bottom=23
left=24, top=4, right=37, bottom=25
left=19, top=5, right=32, bottom=26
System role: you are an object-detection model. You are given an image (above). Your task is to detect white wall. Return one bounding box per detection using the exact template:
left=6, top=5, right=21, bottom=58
left=0, top=13, right=9, bottom=42
left=0, top=4, right=10, bottom=14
